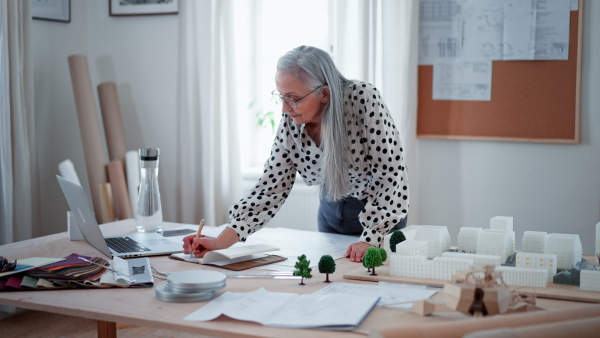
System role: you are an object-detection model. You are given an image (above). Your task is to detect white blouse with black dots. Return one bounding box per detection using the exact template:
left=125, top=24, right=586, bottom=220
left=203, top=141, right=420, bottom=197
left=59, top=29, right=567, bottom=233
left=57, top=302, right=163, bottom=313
left=227, top=81, right=409, bottom=248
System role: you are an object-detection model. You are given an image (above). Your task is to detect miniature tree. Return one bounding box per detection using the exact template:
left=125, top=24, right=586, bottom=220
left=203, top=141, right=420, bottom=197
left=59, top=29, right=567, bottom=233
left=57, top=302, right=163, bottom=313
left=318, top=255, right=336, bottom=283
left=378, top=248, right=388, bottom=264
left=363, top=247, right=383, bottom=276
left=389, top=230, right=406, bottom=253
left=293, top=254, right=312, bottom=285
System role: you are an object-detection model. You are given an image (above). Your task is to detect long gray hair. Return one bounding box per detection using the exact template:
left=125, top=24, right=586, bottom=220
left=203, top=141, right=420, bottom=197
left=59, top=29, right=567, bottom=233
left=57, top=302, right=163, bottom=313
left=277, top=46, right=357, bottom=201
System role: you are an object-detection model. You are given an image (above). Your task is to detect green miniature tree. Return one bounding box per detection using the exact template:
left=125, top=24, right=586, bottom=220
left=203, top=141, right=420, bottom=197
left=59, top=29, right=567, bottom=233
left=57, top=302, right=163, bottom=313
left=293, top=254, right=312, bottom=285
left=389, top=230, right=406, bottom=253
left=363, top=247, right=383, bottom=276
left=318, top=255, right=336, bottom=283
left=378, top=248, right=388, bottom=264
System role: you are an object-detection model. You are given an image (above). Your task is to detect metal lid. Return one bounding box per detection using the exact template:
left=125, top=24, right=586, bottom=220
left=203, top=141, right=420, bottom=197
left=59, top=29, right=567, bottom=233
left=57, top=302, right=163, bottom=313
left=167, top=270, right=227, bottom=292
left=139, top=148, right=159, bottom=161
left=155, top=284, right=215, bottom=303
left=167, top=281, right=226, bottom=294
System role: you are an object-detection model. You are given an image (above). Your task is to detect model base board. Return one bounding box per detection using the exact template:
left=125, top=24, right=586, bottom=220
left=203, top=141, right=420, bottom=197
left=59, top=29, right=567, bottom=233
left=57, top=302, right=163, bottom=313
left=343, top=265, right=600, bottom=303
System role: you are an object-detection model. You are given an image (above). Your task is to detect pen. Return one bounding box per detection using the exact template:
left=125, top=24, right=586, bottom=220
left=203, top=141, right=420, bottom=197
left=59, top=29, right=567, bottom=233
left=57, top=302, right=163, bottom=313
left=190, top=219, right=205, bottom=259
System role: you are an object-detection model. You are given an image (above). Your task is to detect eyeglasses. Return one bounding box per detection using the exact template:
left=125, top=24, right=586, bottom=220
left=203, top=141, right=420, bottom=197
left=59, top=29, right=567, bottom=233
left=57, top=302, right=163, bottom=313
left=271, top=85, right=323, bottom=109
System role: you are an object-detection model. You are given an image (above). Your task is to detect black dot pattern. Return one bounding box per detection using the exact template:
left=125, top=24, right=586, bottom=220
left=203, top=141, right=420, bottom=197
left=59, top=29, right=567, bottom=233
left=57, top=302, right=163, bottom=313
left=227, top=81, right=409, bottom=246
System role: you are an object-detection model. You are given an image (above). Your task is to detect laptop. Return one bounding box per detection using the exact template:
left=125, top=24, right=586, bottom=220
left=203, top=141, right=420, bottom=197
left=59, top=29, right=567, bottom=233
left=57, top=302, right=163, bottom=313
left=57, top=175, right=183, bottom=258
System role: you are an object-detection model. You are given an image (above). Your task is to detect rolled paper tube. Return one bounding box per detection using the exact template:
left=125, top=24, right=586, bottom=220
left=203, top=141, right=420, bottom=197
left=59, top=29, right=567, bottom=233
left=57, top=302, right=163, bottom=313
left=106, top=161, right=133, bottom=220
left=98, top=82, right=128, bottom=163
left=125, top=150, right=139, bottom=216
left=68, top=55, right=108, bottom=223
left=99, top=183, right=116, bottom=223
left=58, top=159, right=81, bottom=185
left=374, top=304, right=600, bottom=338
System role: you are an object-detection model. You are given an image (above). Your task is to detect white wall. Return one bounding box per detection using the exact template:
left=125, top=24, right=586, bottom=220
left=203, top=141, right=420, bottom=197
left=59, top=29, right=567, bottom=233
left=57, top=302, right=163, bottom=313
left=32, top=1, right=599, bottom=255
left=414, top=1, right=600, bottom=254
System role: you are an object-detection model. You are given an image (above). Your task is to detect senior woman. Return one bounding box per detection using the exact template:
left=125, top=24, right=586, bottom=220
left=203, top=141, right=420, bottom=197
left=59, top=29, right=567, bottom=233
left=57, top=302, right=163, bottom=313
left=184, top=45, right=409, bottom=262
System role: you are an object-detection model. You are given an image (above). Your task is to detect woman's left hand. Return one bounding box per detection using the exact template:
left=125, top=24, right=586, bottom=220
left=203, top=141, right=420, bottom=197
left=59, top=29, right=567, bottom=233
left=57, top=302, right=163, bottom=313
left=345, top=242, right=376, bottom=262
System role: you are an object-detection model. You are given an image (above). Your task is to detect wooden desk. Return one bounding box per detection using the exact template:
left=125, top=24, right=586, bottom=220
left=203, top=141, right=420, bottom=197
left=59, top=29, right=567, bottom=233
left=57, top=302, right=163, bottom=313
left=0, top=221, right=596, bottom=338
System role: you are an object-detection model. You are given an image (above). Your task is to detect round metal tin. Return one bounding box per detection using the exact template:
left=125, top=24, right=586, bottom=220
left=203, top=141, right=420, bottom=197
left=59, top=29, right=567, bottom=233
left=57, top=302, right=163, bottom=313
left=166, top=270, right=226, bottom=293
left=155, top=284, right=216, bottom=303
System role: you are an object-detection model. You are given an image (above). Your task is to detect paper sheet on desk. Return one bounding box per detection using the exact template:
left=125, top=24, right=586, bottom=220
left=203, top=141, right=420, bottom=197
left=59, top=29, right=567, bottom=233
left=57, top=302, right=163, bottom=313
left=312, top=282, right=438, bottom=308
left=185, top=287, right=379, bottom=330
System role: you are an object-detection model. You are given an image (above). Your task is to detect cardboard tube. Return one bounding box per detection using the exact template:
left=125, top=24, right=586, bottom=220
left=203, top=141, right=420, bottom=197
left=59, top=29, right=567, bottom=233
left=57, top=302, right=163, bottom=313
left=106, top=161, right=133, bottom=220
left=98, top=82, right=127, bottom=163
left=58, top=159, right=81, bottom=185
left=68, top=55, right=108, bottom=223
left=99, top=183, right=115, bottom=223
left=373, top=304, right=600, bottom=338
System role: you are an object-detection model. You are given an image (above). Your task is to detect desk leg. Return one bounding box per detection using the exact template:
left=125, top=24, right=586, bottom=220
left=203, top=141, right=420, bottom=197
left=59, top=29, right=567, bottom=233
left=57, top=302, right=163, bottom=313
left=97, top=320, right=116, bottom=338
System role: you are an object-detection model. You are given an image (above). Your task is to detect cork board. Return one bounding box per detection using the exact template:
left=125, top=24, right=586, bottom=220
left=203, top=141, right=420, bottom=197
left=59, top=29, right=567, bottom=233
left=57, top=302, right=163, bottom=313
left=417, top=3, right=583, bottom=144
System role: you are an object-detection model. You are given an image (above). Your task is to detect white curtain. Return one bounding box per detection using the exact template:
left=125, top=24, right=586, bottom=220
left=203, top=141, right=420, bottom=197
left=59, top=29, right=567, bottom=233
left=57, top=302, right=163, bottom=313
left=0, top=0, right=40, bottom=244
left=332, top=0, right=420, bottom=225
left=177, top=0, right=242, bottom=226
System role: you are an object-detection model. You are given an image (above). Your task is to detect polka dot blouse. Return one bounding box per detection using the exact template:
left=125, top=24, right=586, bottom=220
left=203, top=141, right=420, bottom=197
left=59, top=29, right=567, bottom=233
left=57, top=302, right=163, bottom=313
left=227, top=81, right=409, bottom=248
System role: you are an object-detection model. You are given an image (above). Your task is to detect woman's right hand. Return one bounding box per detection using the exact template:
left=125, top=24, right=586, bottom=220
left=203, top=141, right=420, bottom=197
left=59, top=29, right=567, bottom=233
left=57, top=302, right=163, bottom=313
left=182, top=227, right=240, bottom=258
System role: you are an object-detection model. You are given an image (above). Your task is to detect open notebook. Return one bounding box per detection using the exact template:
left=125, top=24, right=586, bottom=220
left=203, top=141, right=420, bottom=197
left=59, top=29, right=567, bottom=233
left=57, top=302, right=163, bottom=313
left=170, top=243, right=286, bottom=271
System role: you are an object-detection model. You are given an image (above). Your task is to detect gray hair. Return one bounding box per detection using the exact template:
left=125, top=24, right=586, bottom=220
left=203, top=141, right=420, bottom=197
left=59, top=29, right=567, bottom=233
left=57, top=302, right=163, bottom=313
left=277, top=46, right=357, bottom=201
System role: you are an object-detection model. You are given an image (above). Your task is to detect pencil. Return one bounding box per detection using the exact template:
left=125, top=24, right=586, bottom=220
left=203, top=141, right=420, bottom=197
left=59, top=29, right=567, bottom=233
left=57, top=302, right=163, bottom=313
left=190, top=219, right=205, bottom=259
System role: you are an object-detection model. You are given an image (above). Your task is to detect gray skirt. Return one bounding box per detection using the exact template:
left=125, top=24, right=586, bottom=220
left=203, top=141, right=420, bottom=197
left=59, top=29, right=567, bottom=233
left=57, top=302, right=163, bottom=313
left=317, top=194, right=407, bottom=236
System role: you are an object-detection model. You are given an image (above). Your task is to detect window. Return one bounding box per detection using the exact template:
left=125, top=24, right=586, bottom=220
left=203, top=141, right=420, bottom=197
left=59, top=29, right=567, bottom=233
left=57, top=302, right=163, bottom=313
left=234, top=0, right=331, bottom=175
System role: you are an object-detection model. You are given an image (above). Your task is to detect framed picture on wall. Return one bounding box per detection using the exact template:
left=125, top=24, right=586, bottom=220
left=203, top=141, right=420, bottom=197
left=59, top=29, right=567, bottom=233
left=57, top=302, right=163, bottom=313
left=31, top=0, right=71, bottom=23
left=109, top=0, right=179, bottom=16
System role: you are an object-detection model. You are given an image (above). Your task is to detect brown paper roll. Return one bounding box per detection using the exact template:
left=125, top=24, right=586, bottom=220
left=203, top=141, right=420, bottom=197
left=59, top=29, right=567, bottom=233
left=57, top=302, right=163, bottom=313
left=374, top=304, right=600, bottom=338
left=106, top=161, right=133, bottom=220
left=68, top=55, right=108, bottom=223
left=97, top=82, right=127, bottom=163
left=99, top=183, right=115, bottom=223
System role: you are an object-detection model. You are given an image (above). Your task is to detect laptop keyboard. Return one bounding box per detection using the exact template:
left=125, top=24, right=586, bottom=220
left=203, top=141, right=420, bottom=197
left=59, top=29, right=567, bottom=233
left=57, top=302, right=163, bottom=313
left=105, top=237, right=151, bottom=253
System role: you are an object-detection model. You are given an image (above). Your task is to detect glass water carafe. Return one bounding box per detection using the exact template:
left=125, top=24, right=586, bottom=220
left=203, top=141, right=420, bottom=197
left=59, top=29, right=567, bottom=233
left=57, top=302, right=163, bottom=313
left=135, top=148, right=163, bottom=232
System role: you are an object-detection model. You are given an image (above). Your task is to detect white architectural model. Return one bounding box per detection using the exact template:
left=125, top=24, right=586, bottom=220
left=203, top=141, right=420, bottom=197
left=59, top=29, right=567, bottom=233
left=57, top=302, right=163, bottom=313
left=384, top=216, right=595, bottom=291
left=434, top=257, right=473, bottom=281
left=580, top=270, right=600, bottom=292
left=383, top=225, right=421, bottom=254
left=401, top=225, right=421, bottom=241
left=389, top=255, right=472, bottom=280
left=490, top=216, right=515, bottom=251
left=490, top=216, right=513, bottom=231
left=395, top=240, right=428, bottom=257
left=441, top=252, right=501, bottom=267
left=496, top=266, right=548, bottom=288
left=414, top=226, right=451, bottom=259
left=544, top=233, right=582, bottom=270
left=390, top=255, right=429, bottom=278
left=457, top=227, right=481, bottom=253
left=515, top=252, right=557, bottom=282
left=476, top=230, right=513, bottom=264
left=521, top=231, right=548, bottom=254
